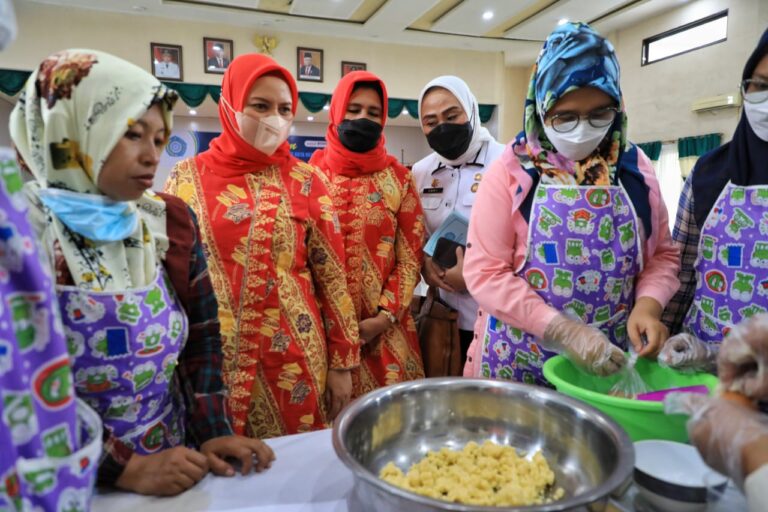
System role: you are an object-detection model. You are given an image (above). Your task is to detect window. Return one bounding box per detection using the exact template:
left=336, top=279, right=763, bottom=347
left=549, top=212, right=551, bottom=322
left=641, top=10, right=728, bottom=66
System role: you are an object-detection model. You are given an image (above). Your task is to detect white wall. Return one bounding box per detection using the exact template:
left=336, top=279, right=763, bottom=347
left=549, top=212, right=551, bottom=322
left=614, top=0, right=768, bottom=144
left=0, top=2, right=504, bottom=103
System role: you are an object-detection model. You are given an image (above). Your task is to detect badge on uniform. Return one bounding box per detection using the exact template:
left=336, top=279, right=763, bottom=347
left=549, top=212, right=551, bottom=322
left=422, top=187, right=443, bottom=194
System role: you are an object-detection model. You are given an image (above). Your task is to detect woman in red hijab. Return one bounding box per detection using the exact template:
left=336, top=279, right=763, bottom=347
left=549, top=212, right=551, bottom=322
left=310, top=71, right=425, bottom=396
left=165, top=54, right=360, bottom=438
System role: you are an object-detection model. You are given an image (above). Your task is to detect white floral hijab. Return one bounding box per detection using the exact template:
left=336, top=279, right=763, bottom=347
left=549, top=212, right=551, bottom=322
left=10, top=49, right=177, bottom=291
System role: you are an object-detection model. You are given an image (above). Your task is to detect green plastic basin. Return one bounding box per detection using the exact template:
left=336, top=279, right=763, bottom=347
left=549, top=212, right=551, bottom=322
left=542, top=355, right=719, bottom=442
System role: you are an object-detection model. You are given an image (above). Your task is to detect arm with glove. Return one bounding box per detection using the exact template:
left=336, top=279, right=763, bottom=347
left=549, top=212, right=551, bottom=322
left=664, top=314, right=768, bottom=512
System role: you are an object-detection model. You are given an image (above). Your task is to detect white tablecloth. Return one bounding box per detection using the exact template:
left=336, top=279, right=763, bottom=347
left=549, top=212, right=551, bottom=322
left=91, top=429, right=353, bottom=512
left=91, top=428, right=748, bottom=512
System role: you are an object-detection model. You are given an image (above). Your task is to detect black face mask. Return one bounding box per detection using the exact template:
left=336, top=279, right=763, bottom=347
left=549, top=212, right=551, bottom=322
left=426, top=122, right=473, bottom=160
left=337, top=118, right=383, bottom=153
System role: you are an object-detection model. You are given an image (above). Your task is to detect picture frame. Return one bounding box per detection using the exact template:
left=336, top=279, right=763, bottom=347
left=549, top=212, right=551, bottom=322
left=204, top=37, right=234, bottom=75
left=341, top=61, right=367, bottom=77
left=150, top=43, right=183, bottom=82
left=297, top=47, right=323, bottom=82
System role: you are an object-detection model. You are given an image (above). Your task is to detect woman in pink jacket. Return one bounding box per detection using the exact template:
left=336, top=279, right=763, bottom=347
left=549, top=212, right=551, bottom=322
left=463, top=22, right=680, bottom=386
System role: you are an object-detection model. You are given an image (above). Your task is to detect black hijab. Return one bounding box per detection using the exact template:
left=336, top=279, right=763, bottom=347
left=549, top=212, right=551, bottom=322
left=692, top=27, right=768, bottom=229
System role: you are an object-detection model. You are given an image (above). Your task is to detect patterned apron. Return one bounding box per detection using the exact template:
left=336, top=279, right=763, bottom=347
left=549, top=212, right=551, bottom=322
left=684, top=182, right=768, bottom=342
left=480, top=182, right=643, bottom=386
left=0, top=147, right=101, bottom=512
left=57, top=267, right=189, bottom=454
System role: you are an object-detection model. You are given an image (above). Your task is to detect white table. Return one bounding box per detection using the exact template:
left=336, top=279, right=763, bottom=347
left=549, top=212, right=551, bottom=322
left=92, top=429, right=354, bottom=512
left=92, top=429, right=748, bottom=512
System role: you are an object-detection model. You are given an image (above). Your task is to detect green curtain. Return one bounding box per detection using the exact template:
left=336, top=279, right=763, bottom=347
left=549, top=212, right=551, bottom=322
left=678, top=133, right=721, bottom=158
left=678, top=133, right=722, bottom=178
left=0, top=68, right=498, bottom=123
left=0, top=69, right=31, bottom=96
left=298, top=92, right=330, bottom=113
left=478, top=104, right=495, bottom=123
left=637, top=141, right=662, bottom=161
left=162, top=82, right=219, bottom=107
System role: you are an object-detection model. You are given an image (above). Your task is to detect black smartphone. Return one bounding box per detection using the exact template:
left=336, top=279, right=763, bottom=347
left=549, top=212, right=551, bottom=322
left=433, top=237, right=464, bottom=268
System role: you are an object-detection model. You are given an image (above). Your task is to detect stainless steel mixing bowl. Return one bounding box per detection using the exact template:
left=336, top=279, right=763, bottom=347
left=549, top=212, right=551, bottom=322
left=332, top=378, right=634, bottom=511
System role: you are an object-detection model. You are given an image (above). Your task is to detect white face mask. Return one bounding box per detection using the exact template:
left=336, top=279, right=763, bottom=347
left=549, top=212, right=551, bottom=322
left=744, top=100, right=768, bottom=142
left=541, top=118, right=611, bottom=161
left=222, top=96, right=292, bottom=155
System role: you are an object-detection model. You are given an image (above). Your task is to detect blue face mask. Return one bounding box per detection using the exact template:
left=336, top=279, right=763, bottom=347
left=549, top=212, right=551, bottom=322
left=38, top=188, right=138, bottom=242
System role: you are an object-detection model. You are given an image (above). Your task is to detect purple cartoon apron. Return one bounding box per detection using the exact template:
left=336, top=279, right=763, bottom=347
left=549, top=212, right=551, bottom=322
left=481, top=182, right=643, bottom=386
left=684, top=182, right=768, bottom=342
left=57, top=265, right=189, bottom=455
left=0, top=148, right=101, bottom=512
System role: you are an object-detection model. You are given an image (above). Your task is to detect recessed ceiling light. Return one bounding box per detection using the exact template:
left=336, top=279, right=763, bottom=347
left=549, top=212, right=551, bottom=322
left=132, top=5, right=147, bottom=11
left=557, top=18, right=569, bottom=26
left=307, top=116, right=314, bottom=121
left=188, top=109, right=197, bottom=116
left=323, top=105, right=329, bottom=111
left=482, top=10, right=494, bottom=21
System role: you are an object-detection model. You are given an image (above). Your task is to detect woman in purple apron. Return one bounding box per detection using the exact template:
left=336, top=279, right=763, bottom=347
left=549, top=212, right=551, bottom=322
left=0, top=145, right=101, bottom=511
left=660, top=28, right=768, bottom=373
left=462, top=23, right=681, bottom=386
left=10, top=49, right=274, bottom=497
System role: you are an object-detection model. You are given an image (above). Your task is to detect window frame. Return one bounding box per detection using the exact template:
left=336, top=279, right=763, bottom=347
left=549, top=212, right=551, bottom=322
left=641, top=9, right=728, bottom=66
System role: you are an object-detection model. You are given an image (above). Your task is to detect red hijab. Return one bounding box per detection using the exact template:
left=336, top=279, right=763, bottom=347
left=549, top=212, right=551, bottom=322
left=310, top=71, right=398, bottom=177
left=198, top=54, right=299, bottom=177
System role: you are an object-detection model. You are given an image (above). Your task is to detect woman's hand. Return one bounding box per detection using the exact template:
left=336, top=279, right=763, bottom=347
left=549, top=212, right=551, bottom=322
left=115, top=447, right=209, bottom=496
left=358, top=312, right=391, bottom=344
left=665, top=393, right=768, bottom=488
left=442, top=247, right=467, bottom=293
left=422, top=256, right=455, bottom=293
left=200, top=435, right=275, bottom=476
left=627, top=297, right=668, bottom=357
left=325, top=369, right=352, bottom=422
left=541, top=314, right=626, bottom=376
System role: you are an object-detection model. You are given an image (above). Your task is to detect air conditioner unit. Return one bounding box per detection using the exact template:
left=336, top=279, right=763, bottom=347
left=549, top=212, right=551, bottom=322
left=691, top=93, right=742, bottom=113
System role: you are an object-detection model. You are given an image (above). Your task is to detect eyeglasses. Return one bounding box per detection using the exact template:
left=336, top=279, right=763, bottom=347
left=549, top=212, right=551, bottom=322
left=741, top=79, right=768, bottom=104
left=546, top=107, right=620, bottom=133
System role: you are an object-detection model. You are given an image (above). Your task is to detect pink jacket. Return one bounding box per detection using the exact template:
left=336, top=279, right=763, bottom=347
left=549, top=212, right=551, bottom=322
left=463, top=146, right=681, bottom=377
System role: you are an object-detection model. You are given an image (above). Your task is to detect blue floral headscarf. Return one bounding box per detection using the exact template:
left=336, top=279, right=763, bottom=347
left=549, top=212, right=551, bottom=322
left=513, top=22, right=628, bottom=185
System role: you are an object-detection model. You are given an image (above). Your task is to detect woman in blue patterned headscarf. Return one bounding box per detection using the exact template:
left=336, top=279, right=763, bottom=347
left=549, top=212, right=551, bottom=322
left=514, top=22, right=627, bottom=186
left=462, top=22, right=680, bottom=385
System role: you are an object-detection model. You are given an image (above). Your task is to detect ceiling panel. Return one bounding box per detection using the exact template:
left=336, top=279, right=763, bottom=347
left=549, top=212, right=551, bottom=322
left=290, top=0, right=366, bottom=20
left=431, top=0, right=543, bottom=37
left=504, top=0, right=629, bottom=40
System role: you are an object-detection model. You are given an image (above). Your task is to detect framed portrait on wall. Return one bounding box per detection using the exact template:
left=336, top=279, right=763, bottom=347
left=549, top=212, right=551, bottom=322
left=150, top=43, right=183, bottom=82
left=341, top=61, right=366, bottom=77
left=204, top=37, right=233, bottom=74
left=297, top=47, right=323, bottom=82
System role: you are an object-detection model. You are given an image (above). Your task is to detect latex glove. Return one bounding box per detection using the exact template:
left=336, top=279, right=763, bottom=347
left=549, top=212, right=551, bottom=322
left=541, top=314, right=626, bottom=376
left=658, top=333, right=718, bottom=373
left=718, top=313, right=768, bottom=399
left=665, top=393, right=768, bottom=489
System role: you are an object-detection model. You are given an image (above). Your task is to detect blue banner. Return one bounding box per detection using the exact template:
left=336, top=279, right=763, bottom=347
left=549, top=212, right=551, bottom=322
left=288, top=135, right=326, bottom=162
